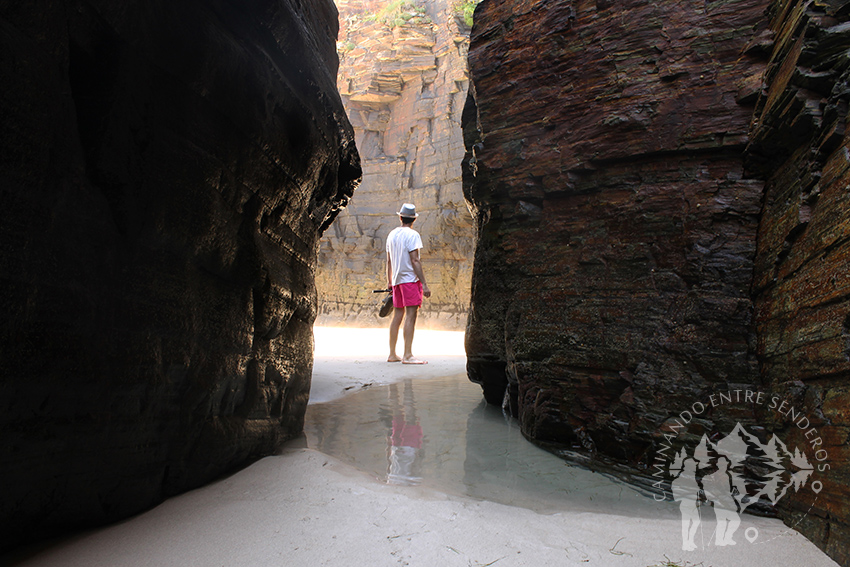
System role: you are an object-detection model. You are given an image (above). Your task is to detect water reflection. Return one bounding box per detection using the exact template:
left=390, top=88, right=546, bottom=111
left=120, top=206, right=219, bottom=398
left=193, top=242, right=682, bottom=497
left=305, top=373, right=671, bottom=517
left=385, top=381, right=423, bottom=485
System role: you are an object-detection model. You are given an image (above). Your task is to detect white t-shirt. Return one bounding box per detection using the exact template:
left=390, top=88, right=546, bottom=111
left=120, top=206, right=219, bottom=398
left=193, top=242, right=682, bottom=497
left=386, top=226, right=424, bottom=286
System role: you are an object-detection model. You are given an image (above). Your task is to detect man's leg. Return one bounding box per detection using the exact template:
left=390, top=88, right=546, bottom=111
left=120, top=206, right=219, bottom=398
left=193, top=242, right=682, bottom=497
left=402, top=306, right=426, bottom=364
left=388, top=307, right=405, bottom=362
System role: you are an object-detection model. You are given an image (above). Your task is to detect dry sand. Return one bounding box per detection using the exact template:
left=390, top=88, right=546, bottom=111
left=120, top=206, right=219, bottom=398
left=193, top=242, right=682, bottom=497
left=5, top=328, right=840, bottom=567
left=309, top=326, right=466, bottom=404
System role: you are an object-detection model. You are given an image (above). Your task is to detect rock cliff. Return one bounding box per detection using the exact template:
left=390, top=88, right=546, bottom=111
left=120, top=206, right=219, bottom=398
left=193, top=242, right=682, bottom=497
left=315, top=0, right=473, bottom=329
left=463, top=0, right=850, bottom=561
left=464, top=0, right=768, bottom=449
left=0, top=0, right=359, bottom=550
left=748, top=0, right=850, bottom=561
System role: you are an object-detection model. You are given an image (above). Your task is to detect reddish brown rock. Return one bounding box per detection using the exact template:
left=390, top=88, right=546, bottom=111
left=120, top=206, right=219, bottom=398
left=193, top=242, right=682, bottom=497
left=463, top=0, right=768, bottom=450
left=464, top=0, right=850, bottom=561
left=748, top=0, right=850, bottom=561
left=0, top=0, right=359, bottom=551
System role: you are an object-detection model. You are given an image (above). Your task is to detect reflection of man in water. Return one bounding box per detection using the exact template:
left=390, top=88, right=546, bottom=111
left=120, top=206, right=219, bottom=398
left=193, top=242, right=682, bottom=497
left=671, top=457, right=702, bottom=551
left=386, top=380, right=423, bottom=485
left=703, top=456, right=740, bottom=546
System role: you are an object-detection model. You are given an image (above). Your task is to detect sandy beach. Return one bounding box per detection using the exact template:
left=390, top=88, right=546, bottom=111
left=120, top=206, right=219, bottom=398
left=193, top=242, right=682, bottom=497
left=4, top=328, right=840, bottom=567
left=308, top=326, right=466, bottom=404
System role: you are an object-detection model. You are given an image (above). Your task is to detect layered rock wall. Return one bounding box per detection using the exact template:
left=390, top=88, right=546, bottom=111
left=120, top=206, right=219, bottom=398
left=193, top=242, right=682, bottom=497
left=0, top=0, right=359, bottom=550
left=748, top=0, right=850, bottom=561
left=316, top=0, right=473, bottom=329
left=463, top=0, right=850, bottom=561
left=464, top=0, right=768, bottom=450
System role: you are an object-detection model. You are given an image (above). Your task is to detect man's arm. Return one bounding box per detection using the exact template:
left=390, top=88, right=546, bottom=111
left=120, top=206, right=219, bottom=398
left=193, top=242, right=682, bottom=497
left=409, top=249, right=431, bottom=298
left=386, top=252, right=393, bottom=290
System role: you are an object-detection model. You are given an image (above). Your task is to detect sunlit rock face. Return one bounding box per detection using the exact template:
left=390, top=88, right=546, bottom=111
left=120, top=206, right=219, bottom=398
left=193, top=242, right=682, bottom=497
left=748, top=0, right=850, bottom=561
left=0, top=0, right=360, bottom=550
left=315, top=0, right=474, bottom=330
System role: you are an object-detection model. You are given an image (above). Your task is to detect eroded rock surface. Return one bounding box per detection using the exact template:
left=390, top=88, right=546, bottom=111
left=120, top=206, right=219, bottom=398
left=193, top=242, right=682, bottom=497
left=464, top=0, right=768, bottom=452
left=463, top=0, right=850, bottom=561
left=748, top=0, right=850, bottom=561
left=315, top=0, right=473, bottom=329
left=0, top=0, right=359, bottom=550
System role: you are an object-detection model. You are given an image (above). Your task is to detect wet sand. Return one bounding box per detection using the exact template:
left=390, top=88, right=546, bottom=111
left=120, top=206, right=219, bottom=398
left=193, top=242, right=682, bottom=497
left=6, top=446, right=837, bottom=567
left=5, top=328, right=840, bottom=567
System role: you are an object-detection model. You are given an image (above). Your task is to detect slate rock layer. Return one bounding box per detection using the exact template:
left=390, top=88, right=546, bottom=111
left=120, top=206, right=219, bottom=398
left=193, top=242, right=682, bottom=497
left=749, top=0, right=850, bottom=562
left=0, top=0, right=360, bottom=550
left=463, top=0, right=768, bottom=459
left=463, top=0, right=850, bottom=561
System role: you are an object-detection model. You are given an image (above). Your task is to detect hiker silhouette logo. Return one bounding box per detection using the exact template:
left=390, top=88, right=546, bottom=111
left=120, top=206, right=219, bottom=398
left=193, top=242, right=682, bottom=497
left=650, top=391, right=829, bottom=552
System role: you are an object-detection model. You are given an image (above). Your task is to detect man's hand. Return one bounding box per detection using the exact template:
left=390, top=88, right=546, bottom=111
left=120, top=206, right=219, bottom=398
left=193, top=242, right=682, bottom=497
left=423, top=284, right=431, bottom=298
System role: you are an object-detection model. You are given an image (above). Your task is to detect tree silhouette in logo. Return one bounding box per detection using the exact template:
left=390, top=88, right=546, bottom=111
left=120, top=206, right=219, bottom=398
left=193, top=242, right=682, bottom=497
left=669, top=422, right=815, bottom=550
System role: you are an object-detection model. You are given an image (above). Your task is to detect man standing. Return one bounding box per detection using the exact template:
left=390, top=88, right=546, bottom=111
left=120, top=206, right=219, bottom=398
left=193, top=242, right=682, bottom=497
left=386, top=203, right=431, bottom=364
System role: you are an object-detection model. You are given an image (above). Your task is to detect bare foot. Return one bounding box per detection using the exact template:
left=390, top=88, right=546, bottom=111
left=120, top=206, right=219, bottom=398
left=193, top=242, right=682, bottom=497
left=402, top=357, right=428, bottom=365
left=387, top=355, right=402, bottom=363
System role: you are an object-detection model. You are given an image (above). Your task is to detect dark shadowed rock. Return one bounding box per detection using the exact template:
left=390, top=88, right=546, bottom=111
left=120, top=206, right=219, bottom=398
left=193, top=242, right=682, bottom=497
left=0, top=0, right=360, bottom=551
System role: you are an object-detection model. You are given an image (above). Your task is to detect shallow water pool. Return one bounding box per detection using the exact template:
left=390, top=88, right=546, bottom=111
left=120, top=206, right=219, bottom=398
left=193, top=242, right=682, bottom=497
left=305, top=373, right=670, bottom=518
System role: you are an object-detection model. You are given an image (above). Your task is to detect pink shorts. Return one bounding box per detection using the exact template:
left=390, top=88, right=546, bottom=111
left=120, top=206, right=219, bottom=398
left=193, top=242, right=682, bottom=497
left=392, top=281, right=423, bottom=308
